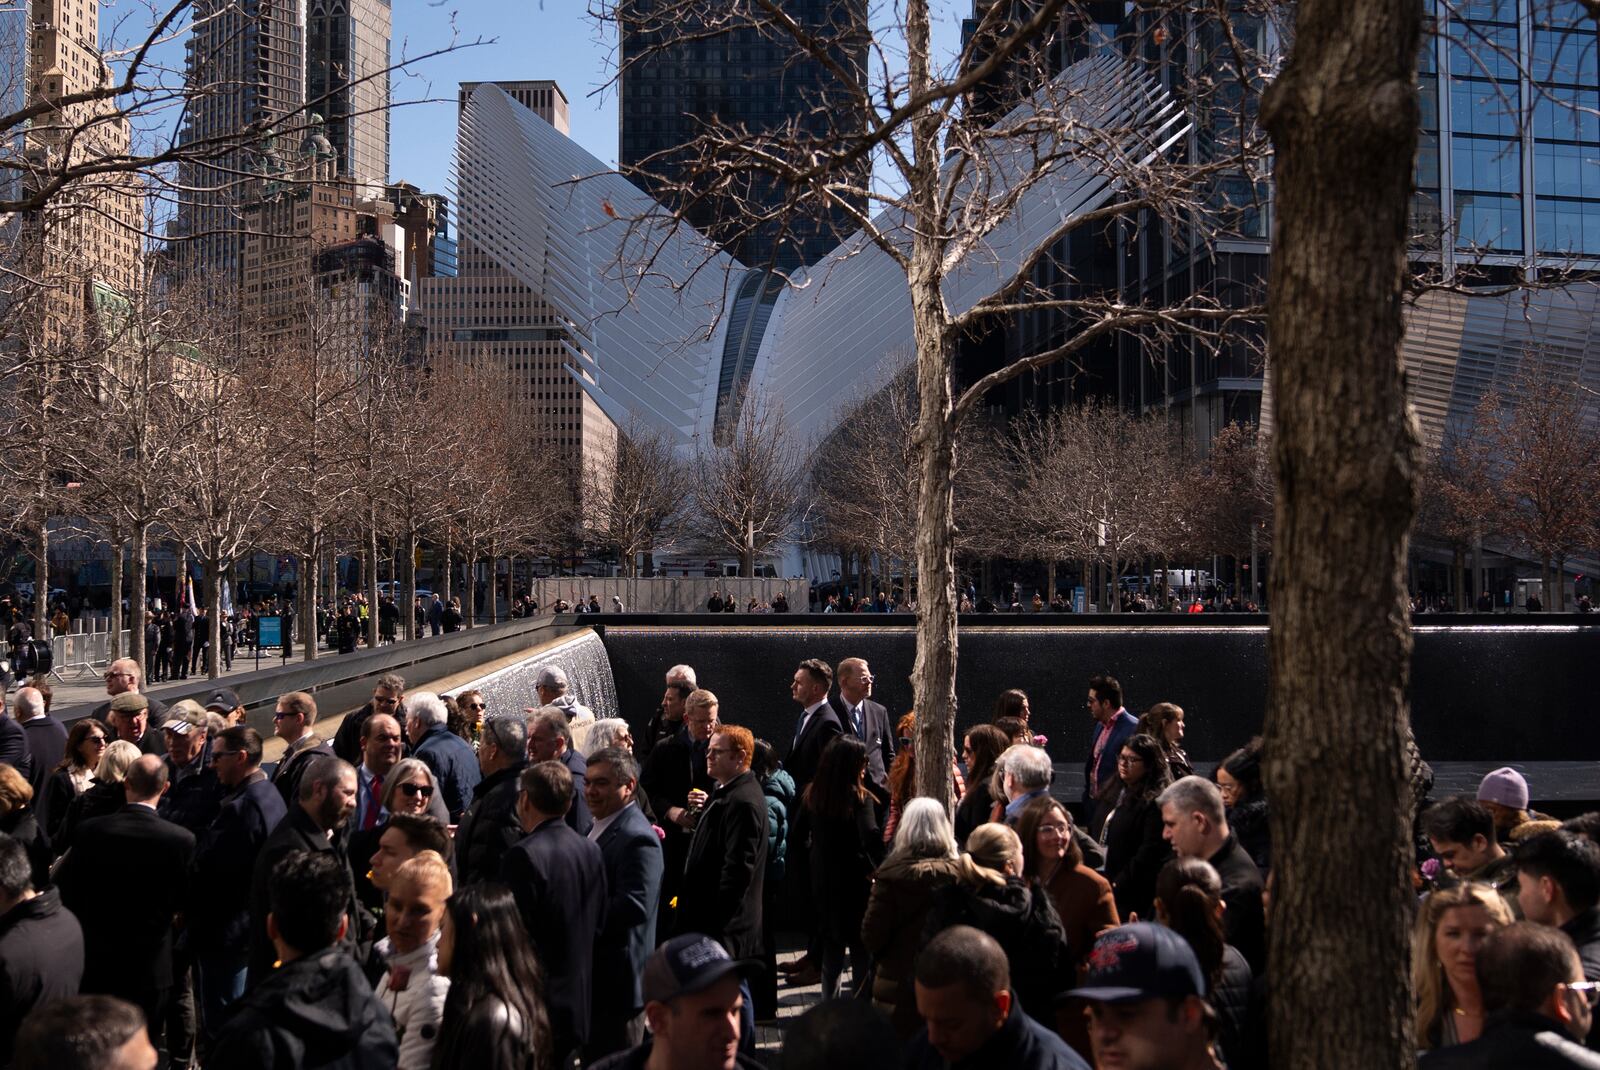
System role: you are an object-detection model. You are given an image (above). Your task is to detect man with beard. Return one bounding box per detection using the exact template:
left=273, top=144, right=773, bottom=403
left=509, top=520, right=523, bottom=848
left=248, top=757, right=361, bottom=985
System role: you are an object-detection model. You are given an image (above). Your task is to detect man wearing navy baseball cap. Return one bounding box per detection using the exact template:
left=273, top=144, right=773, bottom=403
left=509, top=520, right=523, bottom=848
left=1065, top=923, right=1223, bottom=1070
left=587, top=933, right=766, bottom=1070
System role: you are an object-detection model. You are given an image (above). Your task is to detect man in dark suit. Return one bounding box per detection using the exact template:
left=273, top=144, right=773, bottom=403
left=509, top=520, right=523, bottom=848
left=500, top=760, right=606, bottom=1064
left=14, top=687, right=62, bottom=793
left=583, top=747, right=664, bottom=1062
left=454, top=714, right=529, bottom=886
left=191, top=726, right=286, bottom=1037
left=677, top=724, right=767, bottom=1045
left=831, top=657, right=895, bottom=811
left=640, top=689, right=717, bottom=930
left=785, top=659, right=841, bottom=791
left=527, top=707, right=594, bottom=836
left=1084, top=673, right=1138, bottom=808
left=55, top=755, right=196, bottom=1049
left=782, top=659, right=839, bottom=983
left=248, top=756, right=361, bottom=985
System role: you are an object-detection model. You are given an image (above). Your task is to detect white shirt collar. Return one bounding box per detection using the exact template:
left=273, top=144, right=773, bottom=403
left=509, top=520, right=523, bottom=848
left=587, top=800, right=633, bottom=842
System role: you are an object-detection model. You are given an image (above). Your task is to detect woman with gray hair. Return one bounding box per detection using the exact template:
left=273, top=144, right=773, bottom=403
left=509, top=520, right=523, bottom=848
left=860, top=797, right=965, bottom=1039
left=381, top=758, right=443, bottom=820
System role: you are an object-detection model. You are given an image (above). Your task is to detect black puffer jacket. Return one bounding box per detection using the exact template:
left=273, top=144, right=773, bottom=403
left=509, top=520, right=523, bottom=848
left=923, top=867, right=1072, bottom=1021
left=1229, top=797, right=1271, bottom=872
left=1212, top=944, right=1256, bottom=1070
left=208, top=947, right=398, bottom=1070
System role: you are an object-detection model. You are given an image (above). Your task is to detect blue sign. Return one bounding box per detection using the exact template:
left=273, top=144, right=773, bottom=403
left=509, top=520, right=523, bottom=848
left=1072, top=587, right=1087, bottom=614
left=258, top=616, right=282, bottom=648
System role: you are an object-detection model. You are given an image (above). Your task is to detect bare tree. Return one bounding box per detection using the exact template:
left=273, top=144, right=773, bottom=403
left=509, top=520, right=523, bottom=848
left=585, top=417, right=691, bottom=578
left=167, top=291, right=277, bottom=678
left=1258, top=0, right=1425, bottom=1065
left=256, top=280, right=362, bottom=659
left=691, top=391, right=810, bottom=577
left=593, top=0, right=1267, bottom=803
left=1416, top=419, right=1498, bottom=610
left=1480, top=361, right=1600, bottom=610
left=1188, top=422, right=1273, bottom=600
left=64, top=268, right=196, bottom=665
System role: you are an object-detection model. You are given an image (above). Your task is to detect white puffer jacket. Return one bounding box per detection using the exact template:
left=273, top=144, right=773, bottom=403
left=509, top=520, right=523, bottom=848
left=376, top=931, right=451, bottom=1070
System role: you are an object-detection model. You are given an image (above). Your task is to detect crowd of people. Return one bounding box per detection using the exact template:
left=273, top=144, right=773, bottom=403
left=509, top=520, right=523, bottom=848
left=2, top=654, right=1599, bottom=1070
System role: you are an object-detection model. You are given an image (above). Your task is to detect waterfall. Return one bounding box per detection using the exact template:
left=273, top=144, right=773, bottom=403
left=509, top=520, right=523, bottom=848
left=452, top=628, right=619, bottom=723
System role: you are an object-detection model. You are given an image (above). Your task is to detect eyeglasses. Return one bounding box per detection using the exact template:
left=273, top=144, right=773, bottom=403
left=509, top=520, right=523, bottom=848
left=465, top=702, right=486, bottom=711
left=398, top=782, right=434, bottom=798
left=1569, top=981, right=1600, bottom=1008
left=210, top=750, right=240, bottom=763
left=86, top=735, right=107, bottom=746
left=272, top=711, right=290, bottom=720
left=105, top=671, right=134, bottom=680
left=707, top=746, right=739, bottom=756
left=1117, top=754, right=1144, bottom=766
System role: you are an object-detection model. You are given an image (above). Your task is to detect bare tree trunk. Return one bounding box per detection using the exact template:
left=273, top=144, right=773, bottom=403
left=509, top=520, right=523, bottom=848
left=206, top=547, right=223, bottom=680
left=1540, top=555, right=1552, bottom=610
left=489, top=546, right=500, bottom=624
left=34, top=522, right=48, bottom=639
left=1259, top=0, right=1423, bottom=1063
left=907, top=0, right=957, bottom=808
left=300, top=552, right=318, bottom=662
left=366, top=517, right=380, bottom=648
left=1453, top=547, right=1466, bottom=611
left=463, top=551, right=476, bottom=629
left=442, top=532, right=453, bottom=602
left=108, top=543, right=124, bottom=658
left=1556, top=556, right=1566, bottom=610
left=404, top=529, right=419, bottom=641
left=131, top=522, right=149, bottom=670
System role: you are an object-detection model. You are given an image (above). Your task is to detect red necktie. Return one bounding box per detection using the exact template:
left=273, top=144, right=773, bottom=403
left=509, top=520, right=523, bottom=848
left=363, top=775, right=383, bottom=830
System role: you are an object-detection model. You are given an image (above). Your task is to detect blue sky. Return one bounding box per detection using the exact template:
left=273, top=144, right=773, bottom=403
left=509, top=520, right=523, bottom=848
left=105, top=0, right=969, bottom=197
left=386, top=0, right=970, bottom=195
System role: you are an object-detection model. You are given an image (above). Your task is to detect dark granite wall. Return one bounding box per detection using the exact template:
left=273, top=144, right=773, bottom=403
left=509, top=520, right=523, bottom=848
left=595, top=616, right=1600, bottom=769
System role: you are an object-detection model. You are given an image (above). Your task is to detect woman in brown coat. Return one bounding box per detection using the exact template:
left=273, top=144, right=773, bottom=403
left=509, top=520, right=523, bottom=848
left=1017, top=794, right=1119, bottom=971
left=860, top=796, right=964, bottom=1039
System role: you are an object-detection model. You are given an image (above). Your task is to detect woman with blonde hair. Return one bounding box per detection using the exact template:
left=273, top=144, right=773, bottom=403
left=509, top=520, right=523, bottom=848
left=54, top=739, right=141, bottom=853
left=378, top=850, right=453, bottom=1070
left=922, top=822, right=1071, bottom=1020
left=1413, top=882, right=1514, bottom=1049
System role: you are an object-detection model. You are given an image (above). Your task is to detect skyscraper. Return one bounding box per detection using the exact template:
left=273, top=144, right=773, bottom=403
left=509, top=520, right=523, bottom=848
left=419, top=81, right=613, bottom=477
left=617, top=0, right=868, bottom=270
left=172, top=0, right=307, bottom=282
left=1415, top=0, right=1600, bottom=276
left=308, top=0, right=392, bottom=195
left=3, top=0, right=143, bottom=343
